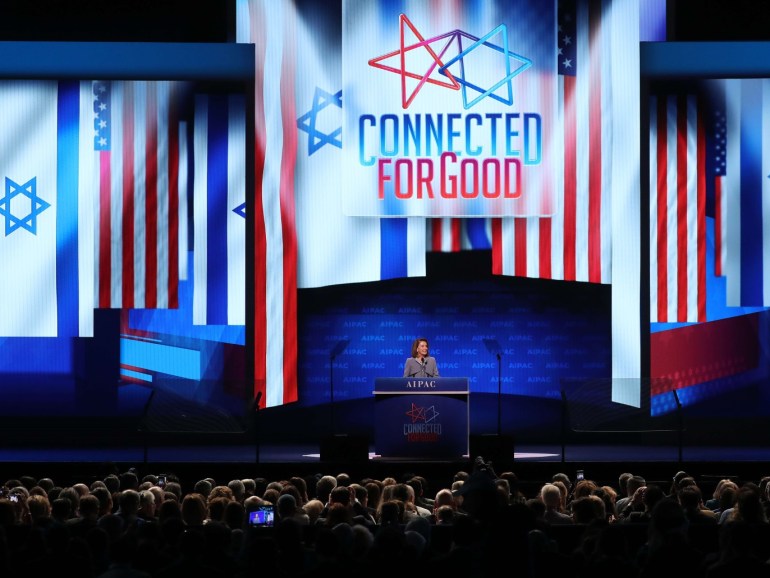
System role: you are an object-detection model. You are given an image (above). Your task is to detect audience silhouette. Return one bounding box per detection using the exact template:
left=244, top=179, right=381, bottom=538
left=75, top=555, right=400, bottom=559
left=0, top=461, right=767, bottom=577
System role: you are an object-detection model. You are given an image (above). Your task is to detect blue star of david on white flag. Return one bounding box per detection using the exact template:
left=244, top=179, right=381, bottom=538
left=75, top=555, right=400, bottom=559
left=0, top=80, right=96, bottom=338
left=0, top=177, right=51, bottom=235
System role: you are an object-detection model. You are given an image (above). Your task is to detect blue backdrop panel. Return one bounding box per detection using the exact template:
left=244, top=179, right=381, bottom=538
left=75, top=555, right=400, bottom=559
left=298, top=272, right=612, bottom=407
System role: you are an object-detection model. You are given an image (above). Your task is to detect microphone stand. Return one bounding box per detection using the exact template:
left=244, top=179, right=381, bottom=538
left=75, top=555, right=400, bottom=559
left=496, top=352, right=502, bottom=436
left=673, top=389, right=683, bottom=467
left=252, top=391, right=263, bottom=465
left=140, top=389, right=156, bottom=471
left=483, top=339, right=503, bottom=436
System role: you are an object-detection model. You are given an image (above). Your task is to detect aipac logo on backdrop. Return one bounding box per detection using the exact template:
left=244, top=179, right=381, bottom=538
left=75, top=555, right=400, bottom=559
left=368, top=14, right=532, bottom=110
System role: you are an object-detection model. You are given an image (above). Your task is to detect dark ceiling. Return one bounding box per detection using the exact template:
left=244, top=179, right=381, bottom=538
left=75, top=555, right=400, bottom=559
left=0, top=1, right=769, bottom=43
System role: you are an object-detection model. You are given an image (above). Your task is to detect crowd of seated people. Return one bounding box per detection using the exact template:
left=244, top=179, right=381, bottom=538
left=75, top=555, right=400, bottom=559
left=0, top=459, right=769, bottom=577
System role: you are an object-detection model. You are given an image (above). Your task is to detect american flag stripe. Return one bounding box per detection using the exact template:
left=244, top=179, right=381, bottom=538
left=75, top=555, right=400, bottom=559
left=247, top=0, right=298, bottom=407
left=649, top=94, right=706, bottom=323
left=178, top=120, right=189, bottom=281
left=561, top=70, right=577, bottom=280
left=278, top=3, right=299, bottom=407
left=246, top=0, right=269, bottom=406
left=95, top=81, right=177, bottom=309
left=429, top=218, right=461, bottom=252
left=710, top=86, right=727, bottom=278
left=144, top=84, right=158, bottom=309
left=428, top=217, right=493, bottom=252
left=714, top=174, right=724, bottom=277
left=586, top=0, right=604, bottom=283
left=166, top=86, right=179, bottom=307
left=492, top=0, right=610, bottom=284
left=120, top=82, right=135, bottom=308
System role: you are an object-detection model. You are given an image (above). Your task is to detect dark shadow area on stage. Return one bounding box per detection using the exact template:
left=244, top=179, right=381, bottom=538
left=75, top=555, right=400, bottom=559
left=2, top=379, right=769, bottom=465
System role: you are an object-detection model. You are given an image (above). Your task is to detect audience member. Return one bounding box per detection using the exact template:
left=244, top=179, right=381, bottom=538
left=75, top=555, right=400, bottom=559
left=1, top=462, right=769, bottom=577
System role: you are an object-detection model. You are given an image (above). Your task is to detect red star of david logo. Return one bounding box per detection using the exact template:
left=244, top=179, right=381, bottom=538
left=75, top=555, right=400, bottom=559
left=368, top=13, right=460, bottom=109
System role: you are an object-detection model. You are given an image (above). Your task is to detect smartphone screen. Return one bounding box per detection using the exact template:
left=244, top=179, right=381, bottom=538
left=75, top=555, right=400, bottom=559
left=576, top=470, right=584, bottom=482
left=249, top=505, right=275, bottom=527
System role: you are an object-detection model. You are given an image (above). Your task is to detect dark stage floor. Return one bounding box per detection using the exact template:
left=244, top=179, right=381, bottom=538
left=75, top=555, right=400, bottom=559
left=1, top=441, right=769, bottom=465
left=2, top=391, right=769, bottom=492
left=1, top=440, right=769, bottom=499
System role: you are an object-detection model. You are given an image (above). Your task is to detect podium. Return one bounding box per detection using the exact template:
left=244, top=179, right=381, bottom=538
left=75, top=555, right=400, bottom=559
left=373, top=377, right=469, bottom=459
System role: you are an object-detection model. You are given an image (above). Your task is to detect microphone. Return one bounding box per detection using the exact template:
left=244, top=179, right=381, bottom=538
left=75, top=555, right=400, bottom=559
left=423, top=357, right=433, bottom=377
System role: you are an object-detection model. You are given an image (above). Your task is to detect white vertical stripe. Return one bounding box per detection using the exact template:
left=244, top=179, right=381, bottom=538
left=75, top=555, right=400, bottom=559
left=407, top=217, right=427, bottom=276
left=235, top=0, right=249, bottom=43
left=178, top=120, right=189, bottom=281
left=648, top=96, right=659, bottom=323
left=440, top=218, right=453, bottom=251
left=574, top=0, right=590, bottom=282
left=192, top=95, right=208, bottom=325
left=227, top=95, right=246, bottom=325
left=156, top=81, right=170, bottom=308
left=685, top=95, right=698, bottom=321
left=609, top=0, right=640, bottom=405
left=133, top=81, right=147, bottom=308
left=763, top=80, right=770, bottom=306
left=78, top=81, right=96, bottom=336
left=725, top=79, right=741, bottom=306
left=110, top=82, right=124, bottom=308
left=500, top=218, right=514, bottom=274
left=262, top=0, right=286, bottom=407
left=526, top=218, right=540, bottom=276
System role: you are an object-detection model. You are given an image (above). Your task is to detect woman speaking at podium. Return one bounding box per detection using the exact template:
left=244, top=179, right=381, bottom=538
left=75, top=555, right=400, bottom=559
left=403, top=338, right=440, bottom=378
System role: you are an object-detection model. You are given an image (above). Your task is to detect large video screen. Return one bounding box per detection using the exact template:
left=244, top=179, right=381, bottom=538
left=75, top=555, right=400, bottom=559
left=242, top=0, right=646, bottom=415
left=4, top=1, right=768, bottom=445
left=647, top=73, right=770, bottom=417
left=0, top=43, right=253, bottom=421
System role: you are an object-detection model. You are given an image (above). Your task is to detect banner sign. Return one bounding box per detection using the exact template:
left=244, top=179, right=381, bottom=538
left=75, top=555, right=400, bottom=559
left=342, top=0, right=556, bottom=217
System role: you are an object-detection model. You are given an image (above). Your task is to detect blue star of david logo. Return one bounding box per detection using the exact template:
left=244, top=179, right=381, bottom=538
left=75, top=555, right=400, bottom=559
left=0, top=177, right=51, bottom=236
left=233, top=202, right=246, bottom=218
left=297, top=87, right=342, bottom=155
left=439, top=24, right=532, bottom=110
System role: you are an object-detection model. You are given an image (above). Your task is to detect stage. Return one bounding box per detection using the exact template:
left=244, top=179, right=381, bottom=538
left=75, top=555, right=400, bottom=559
left=1, top=439, right=768, bottom=499
left=1, top=389, right=769, bottom=493
left=2, top=441, right=769, bottom=465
